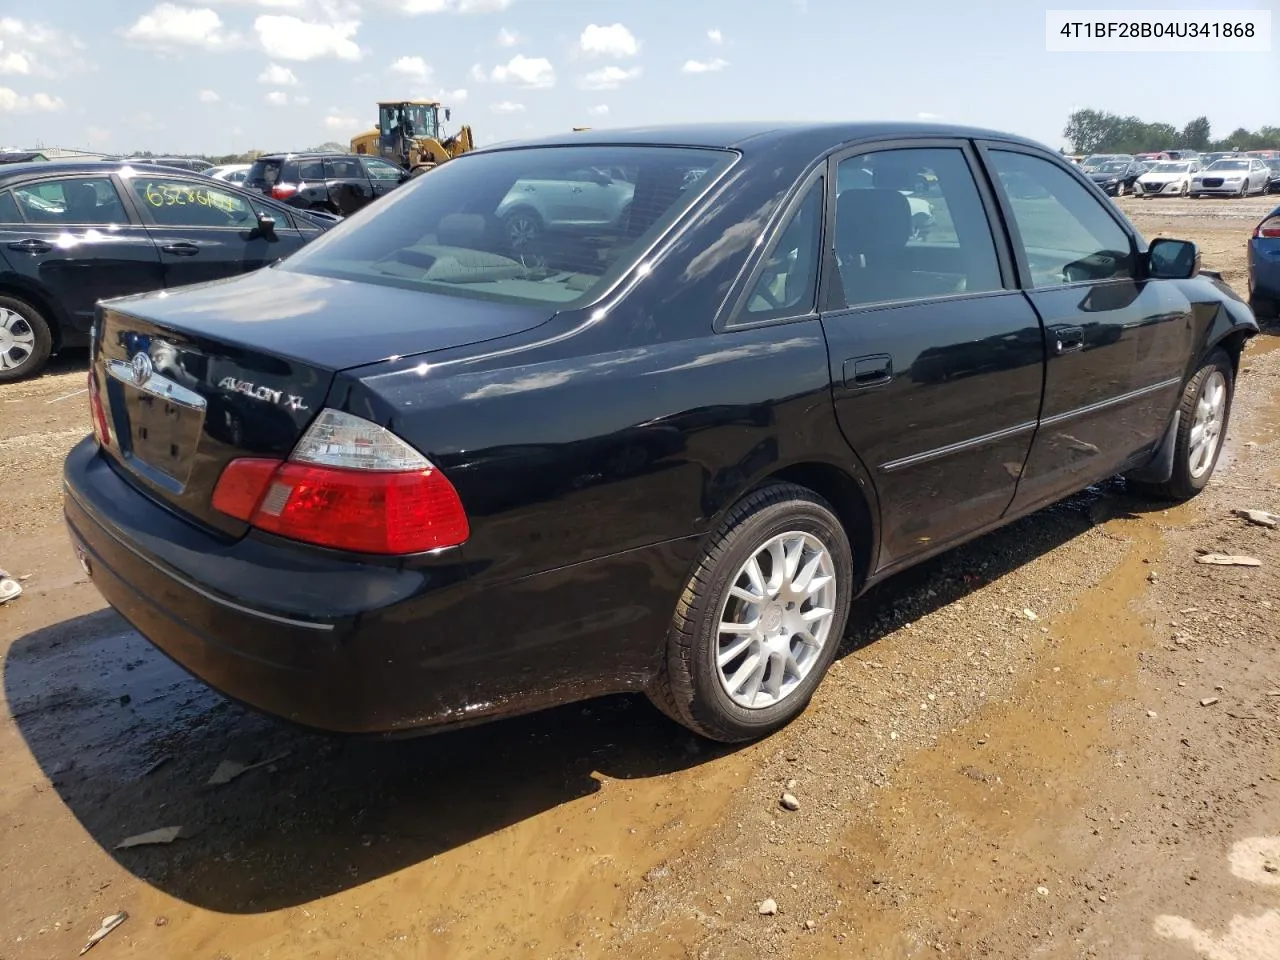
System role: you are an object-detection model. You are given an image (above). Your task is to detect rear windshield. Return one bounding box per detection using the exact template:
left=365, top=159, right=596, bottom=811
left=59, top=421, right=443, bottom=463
left=247, top=159, right=282, bottom=184
left=279, top=145, right=735, bottom=307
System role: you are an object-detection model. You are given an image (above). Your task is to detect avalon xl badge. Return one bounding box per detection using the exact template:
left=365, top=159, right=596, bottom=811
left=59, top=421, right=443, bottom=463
left=217, top=376, right=309, bottom=412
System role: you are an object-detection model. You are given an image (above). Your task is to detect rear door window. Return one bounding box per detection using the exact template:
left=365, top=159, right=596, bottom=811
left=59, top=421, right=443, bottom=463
left=129, top=176, right=257, bottom=229
left=11, top=177, right=129, bottom=225
left=363, top=158, right=404, bottom=181
left=281, top=144, right=734, bottom=307
left=248, top=159, right=283, bottom=185
left=297, top=159, right=325, bottom=181
left=325, top=157, right=365, bottom=180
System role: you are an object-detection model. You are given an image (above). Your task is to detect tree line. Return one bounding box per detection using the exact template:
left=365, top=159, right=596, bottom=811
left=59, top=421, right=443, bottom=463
left=1064, top=109, right=1280, bottom=155
left=123, top=142, right=350, bottom=164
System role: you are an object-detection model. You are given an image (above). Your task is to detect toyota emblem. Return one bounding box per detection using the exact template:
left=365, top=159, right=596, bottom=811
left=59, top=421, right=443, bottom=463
left=131, top=351, right=153, bottom=386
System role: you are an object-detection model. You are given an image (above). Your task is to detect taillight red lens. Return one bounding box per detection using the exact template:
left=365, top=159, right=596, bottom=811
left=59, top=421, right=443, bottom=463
left=88, top=370, right=112, bottom=448
left=1255, top=216, right=1280, bottom=239
left=212, top=458, right=470, bottom=555
left=270, top=183, right=298, bottom=200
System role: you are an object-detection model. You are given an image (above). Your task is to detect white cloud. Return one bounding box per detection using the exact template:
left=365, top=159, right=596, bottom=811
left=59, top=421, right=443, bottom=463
left=198, top=88, right=221, bottom=102
left=489, top=54, right=554, bottom=88
left=0, top=86, right=64, bottom=112
left=265, top=90, right=289, bottom=105
left=490, top=101, right=524, bottom=113
left=469, top=62, right=487, bottom=82
left=255, top=14, right=360, bottom=60
left=682, top=57, right=728, bottom=73
left=324, top=113, right=359, bottom=129
left=588, top=103, right=609, bottom=116
left=496, top=26, right=520, bottom=47
left=389, top=54, right=431, bottom=81
left=0, top=18, right=89, bottom=76
left=433, top=87, right=468, bottom=103
left=295, top=94, right=310, bottom=105
left=579, top=65, right=641, bottom=90
left=917, top=111, right=942, bottom=120
left=124, top=5, right=238, bottom=51
left=257, top=62, right=299, bottom=85
left=381, top=0, right=511, bottom=12
left=579, top=23, right=638, bottom=58
left=707, top=28, right=723, bottom=44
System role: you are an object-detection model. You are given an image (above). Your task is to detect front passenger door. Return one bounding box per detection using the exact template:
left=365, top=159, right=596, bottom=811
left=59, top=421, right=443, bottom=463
left=981, top=146, right=1195, bottom=516
left=819, top=143, right=1045, bottom=571
left=127, top=174, right=305, bottom=289
left=363, top=157, right=407, bottom=199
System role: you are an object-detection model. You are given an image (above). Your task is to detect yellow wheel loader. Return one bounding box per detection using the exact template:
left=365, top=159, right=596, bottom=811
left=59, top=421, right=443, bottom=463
left=350, top=100, right=474, bottom=177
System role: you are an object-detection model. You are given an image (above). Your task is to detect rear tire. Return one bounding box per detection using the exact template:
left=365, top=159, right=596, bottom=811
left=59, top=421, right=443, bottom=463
left=1131, top=349, right=1234, bottom=502
left=0, top=295, right=53, bottom=383
left=646, top=482, right=854, bottom=742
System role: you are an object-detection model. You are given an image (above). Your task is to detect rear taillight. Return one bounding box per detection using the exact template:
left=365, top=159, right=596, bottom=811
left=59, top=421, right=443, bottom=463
left=1254, top=216, right=1280, bottom=239
left=211, top=409, right=469, bottom=555
left=88, top=370, right=112, bottom=448
left=270, top=183, right=298, bottom=200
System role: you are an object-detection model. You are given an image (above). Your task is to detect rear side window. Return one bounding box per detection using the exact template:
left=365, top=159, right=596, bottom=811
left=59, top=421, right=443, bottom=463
left=248, top=159, right=282, bottom=184
left=281, top=145, right=735, bottom=307
left=832, top=148, right=1003, bottom=308
left=743, top=177, right=823, bottom=321
left=11, top=177, right=128, bottom=226
left=0, top=190, right=21, bottom=223
left=297, top=159, right=325, bottom=180
left=988, top=150, right=1135, bottom=288
left=325, top=157, right=364, bottom=179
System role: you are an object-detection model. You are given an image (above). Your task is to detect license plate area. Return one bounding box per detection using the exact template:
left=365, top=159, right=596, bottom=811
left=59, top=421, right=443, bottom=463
left=106, top=357, right=207, bottom=491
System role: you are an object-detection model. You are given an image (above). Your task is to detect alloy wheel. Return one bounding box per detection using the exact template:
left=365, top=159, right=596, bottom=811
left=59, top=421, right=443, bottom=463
left=0, top=307, right=36, bottom=373
left=1189, top=370, right=1227, bottom=479
left=715, top=531, right=837, bottom=709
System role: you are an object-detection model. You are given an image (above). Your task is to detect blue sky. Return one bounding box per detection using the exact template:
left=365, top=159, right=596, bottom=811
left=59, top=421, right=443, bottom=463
left=0, top=0, right=1275, bottom=156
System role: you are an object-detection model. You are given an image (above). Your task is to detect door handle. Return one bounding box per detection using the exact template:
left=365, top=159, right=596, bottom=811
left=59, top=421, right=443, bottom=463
left=7, top=238, right=52, bottom=254
left=1053, top=326, right=1085, bottom=355
left=843, top=354, right=893, bottom=389
left=161, top=242, right=200, bottom=256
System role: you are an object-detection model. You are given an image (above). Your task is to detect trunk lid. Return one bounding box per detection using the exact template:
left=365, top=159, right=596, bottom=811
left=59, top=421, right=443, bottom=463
left=93, top=267, right=553, bottom=535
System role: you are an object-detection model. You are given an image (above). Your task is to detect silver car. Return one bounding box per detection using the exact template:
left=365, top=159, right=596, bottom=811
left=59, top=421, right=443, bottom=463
left=1190, top=158, right=1271, bottom=198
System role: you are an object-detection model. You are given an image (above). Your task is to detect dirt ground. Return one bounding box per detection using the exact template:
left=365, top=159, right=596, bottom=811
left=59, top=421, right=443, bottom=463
left=1, top=195, right=1278, bottom=960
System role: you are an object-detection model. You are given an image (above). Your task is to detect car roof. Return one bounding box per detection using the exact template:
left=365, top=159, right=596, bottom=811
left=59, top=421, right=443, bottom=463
left=472, top=121, right=1051, bottom=154
left=252, top=152, right=356, bottom=161
left=0, top=158, right=212, bottom=183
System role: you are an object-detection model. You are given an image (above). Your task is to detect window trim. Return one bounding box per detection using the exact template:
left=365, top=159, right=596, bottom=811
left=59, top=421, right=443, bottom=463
left=6, top=174, right=139, bottom=228
left=720, top=168, right=827, bottom=331
left=124, top=174, right=263, bottom=231
left=819, top=137, right=1018, bottom=315
left=973, top=139, right=1143, bottom=293
left=0, top=187, right=26, bottom=224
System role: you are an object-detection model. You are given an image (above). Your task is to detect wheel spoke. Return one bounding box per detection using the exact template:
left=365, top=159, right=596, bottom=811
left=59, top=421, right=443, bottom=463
left=765, top=539, right=786, bottom=594
left=719, top=616, right=759, bottom=635
left=718, top=632, right=755, bottom=667
left=729, top=583, right=764, bottom=604
left=801, top=606, right=833, bottom=623
left=762, top=651, right=786, bottom=699
left=782, top=537, right=803, bottom=584
left=744, top=557, right=766, bottom=596
left=806, top=573, right=832, bottom=596
left=795, top=629, right=821, bottom=648
left=793, top=552, right=823, bottom=593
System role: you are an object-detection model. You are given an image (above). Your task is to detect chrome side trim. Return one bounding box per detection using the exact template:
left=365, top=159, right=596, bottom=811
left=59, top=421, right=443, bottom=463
left=1039, top=376, right=1181, bottom=428
left=106, top=358, right=208, bottom=411
left=881, top=420, right=1038, bottom=473
left=65, top=482, right=335, bottom=633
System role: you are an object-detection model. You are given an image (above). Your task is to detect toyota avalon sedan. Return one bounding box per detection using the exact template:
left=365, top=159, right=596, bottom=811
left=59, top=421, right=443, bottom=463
left=63, top=122, right=1257, bottom=743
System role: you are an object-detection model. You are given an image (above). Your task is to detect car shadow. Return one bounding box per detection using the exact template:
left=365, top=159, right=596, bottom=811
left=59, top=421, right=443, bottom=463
left=4, top=477, right=1156, bottom=913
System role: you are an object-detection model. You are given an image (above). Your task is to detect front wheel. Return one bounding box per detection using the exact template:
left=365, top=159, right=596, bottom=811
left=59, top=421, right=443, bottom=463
left=1132, top=350, right=1234, bottom=502
left=647, top=482, right=854, bottom=742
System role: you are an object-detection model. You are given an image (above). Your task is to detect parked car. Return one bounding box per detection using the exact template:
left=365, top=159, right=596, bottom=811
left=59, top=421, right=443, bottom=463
left=125, top=156, right=215, bottom=174
left=495, top=164, right=636, bottom=250
left=1136, top=160, right=1198, bottom=197
left=1190, top=158, right=1272, bottom=198
left=1248, top=203, right=1280, bottom=320
left=0, top=160, right=340, bottom=381
left=207, top=163, right=251, bottom=184
left=1087, top=158, right=1145, bottom=196
left=244, top=152, right=410, bottom=216
left=63, top=122, right=1256, bottom=744
left=1080, top=153, right=1130, bottom=173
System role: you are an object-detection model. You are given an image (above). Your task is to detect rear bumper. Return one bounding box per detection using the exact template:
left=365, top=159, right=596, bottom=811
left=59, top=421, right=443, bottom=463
left=62, top=436, right=480, bottom=734
left=1249, top=239, right=1280, bottom=300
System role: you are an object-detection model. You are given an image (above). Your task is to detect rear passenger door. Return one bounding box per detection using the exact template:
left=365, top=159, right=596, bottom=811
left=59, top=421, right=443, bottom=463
left=0, top=175, right=163, bottom=339
left=818, top=141, right=1045, bottom=571
left=323, top=156, right=374, bottom=214
left=978, top=144, right=1195, bottom=516
left=125, top=173, right=305, bottom=289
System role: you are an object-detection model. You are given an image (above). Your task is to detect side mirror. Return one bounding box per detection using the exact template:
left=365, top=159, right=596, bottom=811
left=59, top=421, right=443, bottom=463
left=255, top=211, right=276, bottom=236
left=1147, top=238, right=1199, bottom=280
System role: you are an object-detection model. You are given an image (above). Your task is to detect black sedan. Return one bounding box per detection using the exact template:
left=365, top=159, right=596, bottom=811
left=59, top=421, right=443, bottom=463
left=0, top=160, right=339, bottom=381
left=1088, top=159, right=1146, bottom=196
left=63, top=122, right=1257, bottom=744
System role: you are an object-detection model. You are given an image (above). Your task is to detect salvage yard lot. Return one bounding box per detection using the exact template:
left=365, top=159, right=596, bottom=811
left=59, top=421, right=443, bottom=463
left=0, top=195, right=1277, bottom=960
